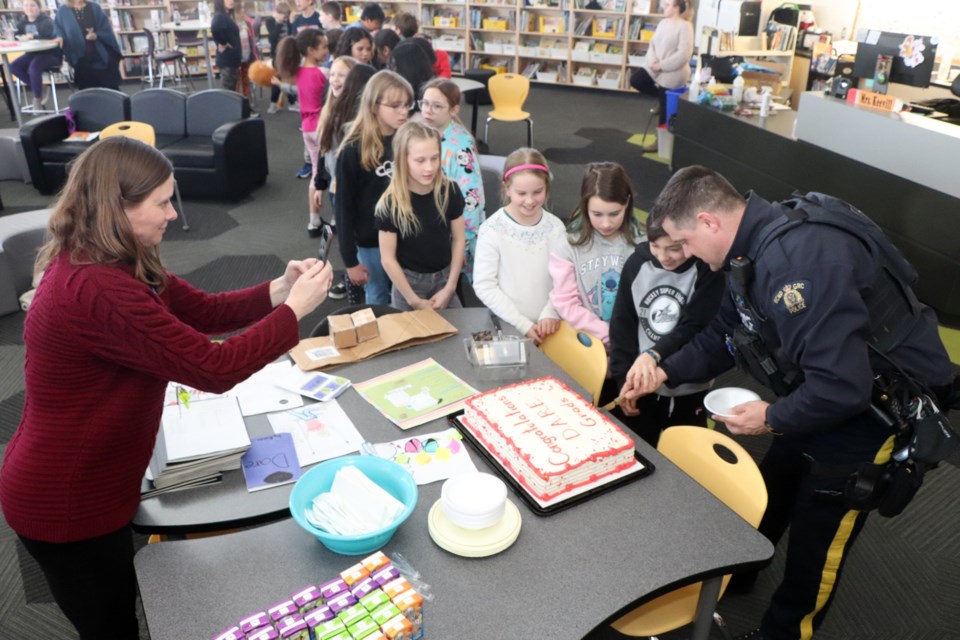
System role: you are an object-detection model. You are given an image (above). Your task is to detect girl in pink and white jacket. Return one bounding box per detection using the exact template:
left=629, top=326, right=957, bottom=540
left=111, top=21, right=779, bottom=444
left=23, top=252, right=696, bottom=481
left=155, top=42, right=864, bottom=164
left=548, top=162, right=643, bottom=346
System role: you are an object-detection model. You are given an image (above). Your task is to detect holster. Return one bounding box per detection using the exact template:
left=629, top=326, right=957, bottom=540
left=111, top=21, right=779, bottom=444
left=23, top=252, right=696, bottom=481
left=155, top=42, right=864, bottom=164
left=731, top=326, right=802, bottom=397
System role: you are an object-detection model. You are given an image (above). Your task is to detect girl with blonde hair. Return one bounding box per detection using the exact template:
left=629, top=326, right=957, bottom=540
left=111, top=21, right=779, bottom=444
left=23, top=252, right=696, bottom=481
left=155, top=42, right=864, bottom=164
left=375, top=121, right=465, bottom=310
left=334, top=69, right=414, bottom=304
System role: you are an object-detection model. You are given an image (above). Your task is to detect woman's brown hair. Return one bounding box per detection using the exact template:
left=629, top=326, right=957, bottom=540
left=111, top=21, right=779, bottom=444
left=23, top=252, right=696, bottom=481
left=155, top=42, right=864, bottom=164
left=36, top=137, right=174, bottom=292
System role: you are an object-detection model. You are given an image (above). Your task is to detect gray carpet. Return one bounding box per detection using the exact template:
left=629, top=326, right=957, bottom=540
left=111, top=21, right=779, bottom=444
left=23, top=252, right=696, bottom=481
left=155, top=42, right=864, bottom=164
left=1, top=81, right=959, bottom=640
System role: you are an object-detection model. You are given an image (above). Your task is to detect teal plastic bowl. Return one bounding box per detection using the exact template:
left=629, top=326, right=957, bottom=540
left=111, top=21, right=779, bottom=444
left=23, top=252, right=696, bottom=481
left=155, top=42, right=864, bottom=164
left=289, top=455, right=418, bottom=556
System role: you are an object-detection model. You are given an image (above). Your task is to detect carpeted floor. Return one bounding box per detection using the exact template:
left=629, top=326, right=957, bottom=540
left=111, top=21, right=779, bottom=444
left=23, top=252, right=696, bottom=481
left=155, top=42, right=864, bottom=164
left=1, top=80, right=958, bottom=640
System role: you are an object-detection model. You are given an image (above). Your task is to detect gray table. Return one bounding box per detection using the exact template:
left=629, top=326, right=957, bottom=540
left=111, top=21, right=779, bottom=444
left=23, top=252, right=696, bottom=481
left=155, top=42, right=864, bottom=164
left=134, top=309, right=773, bottom=640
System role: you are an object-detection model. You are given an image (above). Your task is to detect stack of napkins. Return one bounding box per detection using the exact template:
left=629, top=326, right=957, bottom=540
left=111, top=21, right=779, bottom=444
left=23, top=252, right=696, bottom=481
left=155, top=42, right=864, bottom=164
left=305, top=466, right=406, bottom=535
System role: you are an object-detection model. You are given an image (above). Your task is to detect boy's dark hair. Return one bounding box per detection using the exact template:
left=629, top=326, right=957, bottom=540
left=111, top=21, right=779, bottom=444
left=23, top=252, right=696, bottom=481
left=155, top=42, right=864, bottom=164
left=325, top=27, right=342, bottom=54
left=645, top=215, right=669, bottom=243
left=320, top=1, right=341, bottom=20
left=360, top=2, right=385, bottom=23
left=373, top=28, right=400, bottom=67
left=650, top=164, right=744, bottom=230
left=391, top=11, right=418, bottom=38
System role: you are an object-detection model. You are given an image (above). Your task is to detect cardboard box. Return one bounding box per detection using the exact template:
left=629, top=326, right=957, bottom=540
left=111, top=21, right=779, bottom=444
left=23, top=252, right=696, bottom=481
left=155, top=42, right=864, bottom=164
left=482, top=17, right=508, bottom=30
left=741, top=62, right=786, bottom=96
left=328, top=315, right=358, bottom=349
left=350, top=309, right=380, bottom=343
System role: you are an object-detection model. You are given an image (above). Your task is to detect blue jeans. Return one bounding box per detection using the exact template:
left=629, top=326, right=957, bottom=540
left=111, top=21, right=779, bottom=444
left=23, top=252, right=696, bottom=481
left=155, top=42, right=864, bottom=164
left=357, top=246, right=390, bottom=305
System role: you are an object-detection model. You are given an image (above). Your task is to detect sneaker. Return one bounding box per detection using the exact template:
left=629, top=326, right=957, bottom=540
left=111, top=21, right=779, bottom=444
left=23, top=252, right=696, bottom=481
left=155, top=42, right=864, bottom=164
left=328, top=281, right=347, bottom=300
left=307, top=224, right=323, bottom=238
left=288, top=102, right=300, bottom=112
left=267, top=103, right=279, bottom=114
left=296, top=163, right=312, bottom=179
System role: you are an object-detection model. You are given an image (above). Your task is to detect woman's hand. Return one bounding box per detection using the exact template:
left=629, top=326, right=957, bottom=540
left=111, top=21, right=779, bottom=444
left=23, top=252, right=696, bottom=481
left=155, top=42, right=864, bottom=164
left=270, top=258, right=319, bottom=307
left=284, top=261, right=334, bottom=319
left=347, top=264, right=369, bottom=286
left=650, top=60, right=662, bottom=72
left=85, top=29, right=97, bottom=41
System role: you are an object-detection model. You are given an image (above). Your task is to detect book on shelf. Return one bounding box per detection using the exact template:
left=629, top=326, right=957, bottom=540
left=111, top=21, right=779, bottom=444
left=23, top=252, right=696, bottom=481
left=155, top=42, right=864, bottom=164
left=575, top=66, right=597, bottom=78
left=539, top=15, right=565, bottom=34
left=521, top=61, right=542, bottom=78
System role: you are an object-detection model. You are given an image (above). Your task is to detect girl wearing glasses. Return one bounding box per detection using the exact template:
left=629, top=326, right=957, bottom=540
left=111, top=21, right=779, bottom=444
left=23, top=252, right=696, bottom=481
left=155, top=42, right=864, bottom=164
left=417, top=78, right=486, bottom=282
left=335, top=70, right=414, bottom=304
left=375, top=121, right=465, bottom=311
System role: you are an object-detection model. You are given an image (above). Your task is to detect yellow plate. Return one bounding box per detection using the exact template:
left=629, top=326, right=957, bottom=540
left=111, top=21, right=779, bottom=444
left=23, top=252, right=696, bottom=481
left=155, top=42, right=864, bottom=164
left=427, top=499, right=521, bottom=558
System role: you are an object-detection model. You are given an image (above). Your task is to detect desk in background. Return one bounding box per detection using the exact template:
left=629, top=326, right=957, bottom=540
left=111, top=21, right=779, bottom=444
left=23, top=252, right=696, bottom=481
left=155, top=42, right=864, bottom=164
left=134, top=308, right=773, bottom=640
left=158, top=21, right=214, bottom=90
left=672, top=94, right=960, bottom=323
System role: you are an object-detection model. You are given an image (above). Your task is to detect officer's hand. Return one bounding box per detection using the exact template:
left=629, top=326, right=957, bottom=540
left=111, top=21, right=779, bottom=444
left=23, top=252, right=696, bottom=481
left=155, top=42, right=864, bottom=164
left=625, top=352, right=658, bottom=394
left=716, top=400, right=771, bottom=436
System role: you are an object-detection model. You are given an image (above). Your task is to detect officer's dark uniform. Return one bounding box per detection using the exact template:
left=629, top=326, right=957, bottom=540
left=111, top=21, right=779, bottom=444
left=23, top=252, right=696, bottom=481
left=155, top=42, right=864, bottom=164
left=660, top=193, right=953, bottom=640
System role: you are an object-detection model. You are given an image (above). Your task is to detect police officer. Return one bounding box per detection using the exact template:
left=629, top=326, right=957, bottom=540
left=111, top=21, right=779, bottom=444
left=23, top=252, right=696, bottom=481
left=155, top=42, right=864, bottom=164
left=621, top=166, right=953, bottom=640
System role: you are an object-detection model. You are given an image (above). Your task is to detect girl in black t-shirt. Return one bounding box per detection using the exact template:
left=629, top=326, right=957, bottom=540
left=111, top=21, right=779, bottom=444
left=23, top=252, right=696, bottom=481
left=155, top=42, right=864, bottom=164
left=375, top=121, right=465, bottom=311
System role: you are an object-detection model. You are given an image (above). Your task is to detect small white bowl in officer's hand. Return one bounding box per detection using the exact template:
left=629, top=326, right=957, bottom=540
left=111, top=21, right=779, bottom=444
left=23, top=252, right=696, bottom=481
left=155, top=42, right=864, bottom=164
left=704, top=387, right=762, bottom=417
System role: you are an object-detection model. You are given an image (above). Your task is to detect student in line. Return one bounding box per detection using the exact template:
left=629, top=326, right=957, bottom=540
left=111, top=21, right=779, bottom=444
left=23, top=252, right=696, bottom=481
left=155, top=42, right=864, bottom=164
left=376, top=121, right=465, bottom=311
left=319, top=1, right=343, bottom=30
left=335, top=26, right=373, bottom=65
left=548, top=162, right=642, bottom=345
left=610, top=214, right=725, bottom=445
left=274, top=29, right=329, bottom=237
left=473, top=148, right=565, bottom=344
left=334, top=70, right=414, bottom=305
left=416, top=78, right=485, bottom=281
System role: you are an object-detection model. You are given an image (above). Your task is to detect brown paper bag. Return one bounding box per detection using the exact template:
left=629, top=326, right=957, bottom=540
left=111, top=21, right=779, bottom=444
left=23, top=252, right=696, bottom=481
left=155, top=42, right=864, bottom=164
left=289, top=309, right=459, bottom=371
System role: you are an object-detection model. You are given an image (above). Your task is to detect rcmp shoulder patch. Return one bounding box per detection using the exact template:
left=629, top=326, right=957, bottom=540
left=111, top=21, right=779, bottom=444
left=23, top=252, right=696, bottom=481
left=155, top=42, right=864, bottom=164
left=772, top=280, right=810, bottom=316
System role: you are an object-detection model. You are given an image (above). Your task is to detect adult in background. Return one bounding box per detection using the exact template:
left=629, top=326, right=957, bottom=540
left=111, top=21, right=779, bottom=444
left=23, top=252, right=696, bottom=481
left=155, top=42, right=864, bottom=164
left=624, top=165, right=954, bottom=640
left=0, top=137, right=333, bottom=640
left=628, top=0, right=692, bottom=152
left=211, top=0, right=242, bottom=94
left=54, top=0, right=121, bottom=90
left=10, top=0, right=61, bottom=112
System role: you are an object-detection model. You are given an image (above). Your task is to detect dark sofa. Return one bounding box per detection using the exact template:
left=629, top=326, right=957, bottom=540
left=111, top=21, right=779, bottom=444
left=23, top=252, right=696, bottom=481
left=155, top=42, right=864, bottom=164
left=20, top=88, right=268, bottom=201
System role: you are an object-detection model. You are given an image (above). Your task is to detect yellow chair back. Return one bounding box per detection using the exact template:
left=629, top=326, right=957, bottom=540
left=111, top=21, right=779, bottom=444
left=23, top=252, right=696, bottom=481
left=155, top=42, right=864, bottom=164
left=612, top=426, right=767, bottom=637
left=488, top=73, right=531, bottom=121
left=538, top=321, right=606, bottom=405
left=100, top=121, right=157, bottom=147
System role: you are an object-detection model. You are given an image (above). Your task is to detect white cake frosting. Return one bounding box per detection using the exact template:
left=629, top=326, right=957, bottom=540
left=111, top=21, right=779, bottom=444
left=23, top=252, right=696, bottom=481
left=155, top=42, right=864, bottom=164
left=464, top=377, right=635, bottom=500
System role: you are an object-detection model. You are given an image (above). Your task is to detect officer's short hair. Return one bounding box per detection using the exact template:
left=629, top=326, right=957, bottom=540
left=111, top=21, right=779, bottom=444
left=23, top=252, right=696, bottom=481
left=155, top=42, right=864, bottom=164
left=651, top=165, right=744, bottom=229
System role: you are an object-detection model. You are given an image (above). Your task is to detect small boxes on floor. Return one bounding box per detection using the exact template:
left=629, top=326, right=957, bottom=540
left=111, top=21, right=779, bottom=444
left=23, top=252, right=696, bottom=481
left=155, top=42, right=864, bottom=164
left=214, top=551, right=424, bottom=640
left=329, top=310, right=380, bottom=349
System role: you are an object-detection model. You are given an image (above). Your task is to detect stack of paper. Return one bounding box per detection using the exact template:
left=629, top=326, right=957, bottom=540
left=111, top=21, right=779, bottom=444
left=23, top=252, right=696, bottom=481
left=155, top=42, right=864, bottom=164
left=304, top=465, right=407, bottom=535
left=145, top=389, right=251, bottom=496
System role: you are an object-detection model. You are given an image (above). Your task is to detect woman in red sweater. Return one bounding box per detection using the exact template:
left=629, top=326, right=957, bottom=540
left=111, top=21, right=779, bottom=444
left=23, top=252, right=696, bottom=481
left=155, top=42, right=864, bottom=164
left=0, top=137, right=333, bottom=639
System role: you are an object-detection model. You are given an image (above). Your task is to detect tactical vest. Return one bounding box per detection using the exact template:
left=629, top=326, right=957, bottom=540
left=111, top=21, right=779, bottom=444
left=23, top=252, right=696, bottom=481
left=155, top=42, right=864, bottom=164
left=726, top=192, right=924, bottom=396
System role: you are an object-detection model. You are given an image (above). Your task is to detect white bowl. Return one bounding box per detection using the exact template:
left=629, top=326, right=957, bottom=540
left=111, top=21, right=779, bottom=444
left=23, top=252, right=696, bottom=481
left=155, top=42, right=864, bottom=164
left=704, top=387, right=761, bottom=417
left=441, top=472, right=507, bottom=530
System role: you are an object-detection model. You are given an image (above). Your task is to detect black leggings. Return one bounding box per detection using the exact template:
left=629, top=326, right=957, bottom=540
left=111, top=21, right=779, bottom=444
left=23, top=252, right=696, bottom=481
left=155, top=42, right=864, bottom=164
left=18, top=525, right=140, bottom=640
left=630, top=67, right=668, bottom=126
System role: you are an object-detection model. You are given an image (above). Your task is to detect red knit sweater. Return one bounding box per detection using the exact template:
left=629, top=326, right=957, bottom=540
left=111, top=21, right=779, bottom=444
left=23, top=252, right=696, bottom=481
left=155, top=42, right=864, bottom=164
left=0, top=254, right=300, bottom=542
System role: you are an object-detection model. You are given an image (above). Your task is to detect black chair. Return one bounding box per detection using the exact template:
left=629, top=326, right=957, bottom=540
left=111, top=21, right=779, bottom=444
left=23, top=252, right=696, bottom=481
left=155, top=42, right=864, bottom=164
left=130, top=88, right=187, bottom=149
left=309, top=304, right=402, bottom=337
left=143, top=28, right=195, bottom=92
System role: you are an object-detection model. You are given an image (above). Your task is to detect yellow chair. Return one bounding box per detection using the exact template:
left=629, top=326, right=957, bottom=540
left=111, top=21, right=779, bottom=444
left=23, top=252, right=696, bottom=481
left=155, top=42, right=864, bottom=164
left=100, top=121, right=190, bottom=231
left=538, top=321, right=607, bottom=405
left=611, top=426, right=768, bottom=639
left=484, top=73, right=533, bottom=148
